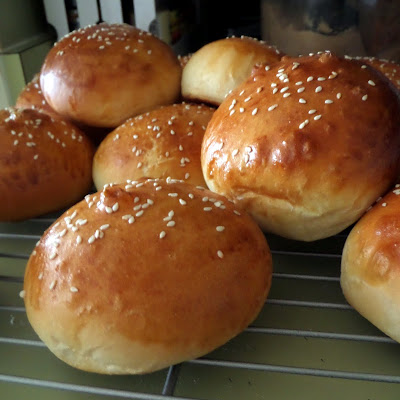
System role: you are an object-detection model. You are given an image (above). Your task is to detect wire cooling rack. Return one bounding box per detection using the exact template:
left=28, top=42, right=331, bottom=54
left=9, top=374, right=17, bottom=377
left=1, top=213, right=400, bottom=400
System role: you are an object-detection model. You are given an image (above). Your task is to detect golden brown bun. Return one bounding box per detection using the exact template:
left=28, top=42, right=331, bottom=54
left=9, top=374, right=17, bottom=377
left=358, top=57, right=400, bottom=90
left=40, top=23, right=182, bottom=128
left=181, top=36, right=283, bottom=106
left=15, top=74, right=61, bottom=119
left=0, top=107, right=94, bottom=221
left=201, top=52, right=400, bottom=241
left=341, top=185, right=400, bottom=343
left=23, top=178, right=272, bottom=374
left=16, top=74, right=115, bottom=146
left=93, top=103, right=215, bottom=190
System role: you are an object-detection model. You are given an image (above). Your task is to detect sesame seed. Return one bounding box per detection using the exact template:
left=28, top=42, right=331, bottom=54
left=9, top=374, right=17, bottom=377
left=271, top=83, right=277, bottom=87
left=382, top=202, right=387, bottom=207
left=204, top=207, right=212, bottom=211
left=88, top=236, right=95, bottom=244
left=179, top=199, right=187, bottom=205
left=315, top=86, right=322, bottom=93
left=297, top=87, right=305, bottom=93
left=19, top=290, right=25, bottom=298
left=314, top=114, right=322, bottom=120
left=234, top=210, right=241, bottom=216
left=308, top=109, right=316, bottom=114
left=137, top=162, right=143, bottom=168
left=268, top=104, right=278, bottom=111
left=217, top=250, right=224, bottom=259
left=136, top=210, right=144, bottom=217
left=307, top=76, right=314, bottom=82
left=229, top=109, right=235, bottom=116
left=185, top=173, right=190, bottom=179
left=299, top=119, right=309, bottom=129
left=278, top=68, right=285, bottom=73
left=368, top=80, right=376, bottom=86
left=38, top=272, right=43, bottom=280
left=325, top=99, right=333, bottom=104
left=49, top=281, right=56, bottom=290
left=112, top=203, right=119, bottom=212
left=283, top=93, right=291, bottom=98
left=105, top=206, right=113, bottom=214
left=239, top=107, right=245, bottom=113
left=159, top=231, right=166, bottom=239
left=76, top=235, right=82, bottom=244
left=128, top=217, right=135, bottom=224
left=299, top=98, right=306, bottom=104
left=362, top=94, right=368, bottom=101
left=252, top=108, right=258, bottom=115
left=134, top=196, right=140, bottom=203
left=168, top=193, right=178, bottom=197
left=232, top=149, right=239, bottom=157
left=280, top=87, right=289, bottom=93
left=244, top=96, right=252, bottom=102
left=317, top=77, right=326, bottom=81
left=167, top=220, right=175, bottom=227
left=265, top=65, right=270, bottom=71
left=216, top=226, right=225, bottom=232
left=295, top=81, right=303, bottom=86
left=100, top=224, right=110, bottom=230
left=70, top=286, right=79, bottom=292
left=336, top=93, right=342, bottom=99
left=272, top=88, right=278, bottom=94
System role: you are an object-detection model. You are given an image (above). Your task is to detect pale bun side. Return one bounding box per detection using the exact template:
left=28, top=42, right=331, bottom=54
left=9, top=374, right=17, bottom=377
left=0, top=107, right=94, bottom=221
left=201, top=52, right=400, bottom=241
left=23, top=178, right=272, bottom=374
left=341, top=185, right=400, bottom=343
left=92, top=102, right=215, bottom=190
left=182, top=36, right=283, bottom=106
left=40, top=23, right=182, bottom=128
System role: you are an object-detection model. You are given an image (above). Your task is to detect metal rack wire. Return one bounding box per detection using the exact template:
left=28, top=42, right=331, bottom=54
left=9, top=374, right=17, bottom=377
left=1, top=214, right=400, bottom=399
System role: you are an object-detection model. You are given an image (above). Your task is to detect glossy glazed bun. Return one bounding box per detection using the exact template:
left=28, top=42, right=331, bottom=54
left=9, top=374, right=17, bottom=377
left=16, top=74, right=60, bottom=119
left=40, top=23, right=182, bottom=128
left=182, top=36, right=283, bottom=105
left=92, top=103, right=215, bottom=189
left=23, top=178, right=272, bottom=374
left=358, top=57, right=400, bottom=90
left=341, top=184, right=400, bottom=343
left=0, top=107, right=94, bottom=221
left=201, top=52, right=400, bottom=241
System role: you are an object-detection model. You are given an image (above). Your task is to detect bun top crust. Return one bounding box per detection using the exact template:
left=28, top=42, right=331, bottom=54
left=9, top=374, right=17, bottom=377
left=201, top=52, right=400, bottom=241
left=23, top=178, right=272, bottom=374
left=40, top=23, right=182, bottom=128
left=0, top=107, right=94, bottom=221
left=342, top=186, right=400, bottom=288
left=15, top=74, right=60, bottom=119
left=359, top=57, right=400, bottom=90
left=341, top=184, right=400, bottom=342
left=92, top=102, right=215, bottom=190
left=182, top=36, right=283, bottom=105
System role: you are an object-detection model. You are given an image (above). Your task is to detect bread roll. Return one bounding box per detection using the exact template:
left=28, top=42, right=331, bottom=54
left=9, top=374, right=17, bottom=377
left=201, top=52, right=400, bottom=241
left=23, top=178, right=272, bottom=374
left=15, top=74, right=60, bottom=119
left=358, top=57, right=400, bottom=90
left=93, top=103, right=215, bottom=190
left=341, top=185, right=400, bottom=343
left=0, top=107, right=94, bottom=221
left=40, top=23, right=182, bottom=128
left=182, top=36, right=283, bottom=105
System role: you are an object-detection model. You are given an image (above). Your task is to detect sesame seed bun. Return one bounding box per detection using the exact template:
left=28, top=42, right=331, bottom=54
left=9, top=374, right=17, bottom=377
left=40, top=23, right=182, bottom=129
left=23, top=178, right=272, bottom=374
left=92, top=102, right=215, bottom=190
left=16, top=74, right=113, bottom=146
left=181, top=36, right=283, bottom=106
left=15, top=74, right=61, bottom=120
left=0, top=107, right=94, bottom=221
left=201, top=52, right=400, bottom=241
left=341, top=184, right=400, bottom=343
left=358, top=57, right=400, bottom=91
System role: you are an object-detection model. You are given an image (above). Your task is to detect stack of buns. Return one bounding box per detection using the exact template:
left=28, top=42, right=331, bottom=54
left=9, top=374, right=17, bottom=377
left=7, top=20, right=400, bottom=374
